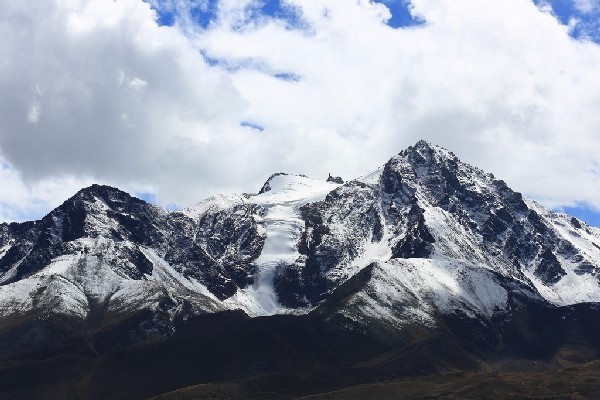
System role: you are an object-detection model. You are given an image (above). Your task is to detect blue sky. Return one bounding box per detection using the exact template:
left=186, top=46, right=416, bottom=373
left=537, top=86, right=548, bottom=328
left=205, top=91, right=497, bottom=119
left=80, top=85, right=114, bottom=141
left=150, top=0, right=600, bottom=41
left=152, top=0, right=424, bottom=29
left=534, top=0, right=600, bottom=42
left=153, top=0, right=306, bottom=29
left=562, top=205, right=600, bottom=226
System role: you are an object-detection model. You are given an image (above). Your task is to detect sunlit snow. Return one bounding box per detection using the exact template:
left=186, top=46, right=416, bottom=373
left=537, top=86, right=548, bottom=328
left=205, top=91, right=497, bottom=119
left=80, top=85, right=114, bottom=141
left=224, top=174, right=340, bottom=316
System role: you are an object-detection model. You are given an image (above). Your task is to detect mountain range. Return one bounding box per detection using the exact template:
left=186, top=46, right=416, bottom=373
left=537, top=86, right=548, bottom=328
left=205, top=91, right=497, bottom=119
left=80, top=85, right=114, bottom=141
left=1, top=140, right=599, bottom=399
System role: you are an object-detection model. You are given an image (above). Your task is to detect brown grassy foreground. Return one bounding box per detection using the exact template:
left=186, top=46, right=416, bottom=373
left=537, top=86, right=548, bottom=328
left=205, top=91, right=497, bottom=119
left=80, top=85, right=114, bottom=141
left=148, top=361, right=600, bottom=400
left=298, top=362, right=600, bottom=400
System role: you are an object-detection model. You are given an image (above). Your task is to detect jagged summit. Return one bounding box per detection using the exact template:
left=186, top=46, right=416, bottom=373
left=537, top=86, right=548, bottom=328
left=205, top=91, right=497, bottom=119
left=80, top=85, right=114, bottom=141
left=410, top=138, right=437, bottom=150
left=395, top=140, right=471, bottom=177
left=410, top=139, right=456, bottom=153
left=78, top=183, right=126, bottom=195
left=401, top=139, right=449, bottom=157
left=398, top=140, right=459, bottom=167
left=64, top=183, right=134, bottom=203
left=51, top=183, right=161, bottom=223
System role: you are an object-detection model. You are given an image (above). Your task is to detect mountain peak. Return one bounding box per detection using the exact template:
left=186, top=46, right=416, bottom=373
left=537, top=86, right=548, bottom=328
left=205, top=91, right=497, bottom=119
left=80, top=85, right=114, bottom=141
left=49, top=184, right=162, bottom=239
left=258, top=172, right=310, bottom=194
left=404, top=140, right=455, bottom=160
left=259, top=173, right=288, bottom=194
left=62, top=184, right=161, bottom=214
left=381, top=141, right=461, bottom=190
left=413, top=139, right=435, bottom=149
left=73, top=183, right=132, bottom=200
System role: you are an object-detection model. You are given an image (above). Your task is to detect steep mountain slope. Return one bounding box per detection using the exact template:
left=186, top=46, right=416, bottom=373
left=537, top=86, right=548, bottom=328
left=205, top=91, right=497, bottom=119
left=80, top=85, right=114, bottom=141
left=0, top=141, right=599, bottom=355
left=273, top=141, right=600, bottom=327
left=0, top=185, right=264, bottom=354
left=221, top=174, right=340, bottom=315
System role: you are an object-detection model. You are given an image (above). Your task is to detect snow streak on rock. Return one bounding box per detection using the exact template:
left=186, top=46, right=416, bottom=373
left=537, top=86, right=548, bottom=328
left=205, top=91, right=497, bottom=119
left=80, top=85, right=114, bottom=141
left=225, top=174, right=340, bottom=316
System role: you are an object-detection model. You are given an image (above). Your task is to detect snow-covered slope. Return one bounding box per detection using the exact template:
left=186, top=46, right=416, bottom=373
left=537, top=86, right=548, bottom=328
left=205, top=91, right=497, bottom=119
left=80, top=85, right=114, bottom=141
left=257, top=141, right=600, bottom=327
left=0, top=142, right=599, bottom=342
left=0, top=185, right=260, bottom=337
left=338, top=259, right=541, bottom=328
left=283, top=141, right=600, bottom=328
left=225, top=174, right=340, bottom=316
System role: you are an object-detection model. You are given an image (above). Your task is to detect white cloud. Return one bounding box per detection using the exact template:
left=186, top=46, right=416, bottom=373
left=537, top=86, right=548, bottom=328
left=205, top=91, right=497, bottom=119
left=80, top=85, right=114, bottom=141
left=1, top=0, right=600, bottom=221
left=129, top=77, right=149, bottom=90
left=0, top=160, right=93, bottom=222
left=574, top=0, right=599, bottom=13
left=0, top=0, right=265, bottom=217
left=199, top=0, right=600, bottom=208
left=27, top=104, right=41, bottom=124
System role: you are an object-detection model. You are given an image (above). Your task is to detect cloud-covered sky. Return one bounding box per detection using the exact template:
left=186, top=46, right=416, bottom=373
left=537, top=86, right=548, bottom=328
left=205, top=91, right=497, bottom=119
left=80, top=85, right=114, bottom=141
left=1, top=0, right=599, bottom=225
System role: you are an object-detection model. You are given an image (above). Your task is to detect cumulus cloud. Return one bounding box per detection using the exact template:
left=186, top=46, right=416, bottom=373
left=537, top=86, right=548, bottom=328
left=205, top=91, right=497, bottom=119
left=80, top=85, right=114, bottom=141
left=0, top=0, right=599, bottom=222
left=0, top=0, right=270, bottom=220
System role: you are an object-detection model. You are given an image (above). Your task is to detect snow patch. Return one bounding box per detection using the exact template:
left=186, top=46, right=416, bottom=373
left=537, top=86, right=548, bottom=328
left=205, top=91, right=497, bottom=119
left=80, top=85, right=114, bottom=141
left=357, top=167, right=384, bottom=185
left=182, top=194, right=248, bottom=220
left=252, top=174, right=339, bottom=207
left=0, top=244, right=10, bottom=260
left=345, top=259, right=510, bottom=327
left=225, top=175, right=339, bottom=316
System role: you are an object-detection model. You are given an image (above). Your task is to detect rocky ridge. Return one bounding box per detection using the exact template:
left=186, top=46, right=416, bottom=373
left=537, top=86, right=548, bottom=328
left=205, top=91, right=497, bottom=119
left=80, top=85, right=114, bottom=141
left=0, top=141, right=599, bottom=354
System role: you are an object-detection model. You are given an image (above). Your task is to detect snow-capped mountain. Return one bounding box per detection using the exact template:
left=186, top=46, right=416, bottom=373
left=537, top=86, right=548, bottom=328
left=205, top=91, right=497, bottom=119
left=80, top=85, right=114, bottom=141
left=286, top=140, right=600, bottom=328
left=1, top=141, right=599, bottom=351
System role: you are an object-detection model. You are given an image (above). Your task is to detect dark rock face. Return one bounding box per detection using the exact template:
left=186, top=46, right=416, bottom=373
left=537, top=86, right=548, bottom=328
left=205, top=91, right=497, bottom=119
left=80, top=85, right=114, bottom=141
left=274, top=181, right=385, bottom=307
left=273, top=140, right=597, bottom=309
left=0, top=185, right=265, bottom=300
left=167, top=202, right=265, bottom=299
left=326, top=173, right=344, bottom=184
left=390, top=204, right=435, bottom=259
left=535, top=248, right=567, bottom=285
left=0, top=221, right=44, bottom=282
left=576, top=261, right=597, bottom=276
left=377, top=141, right=581, bottom=281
